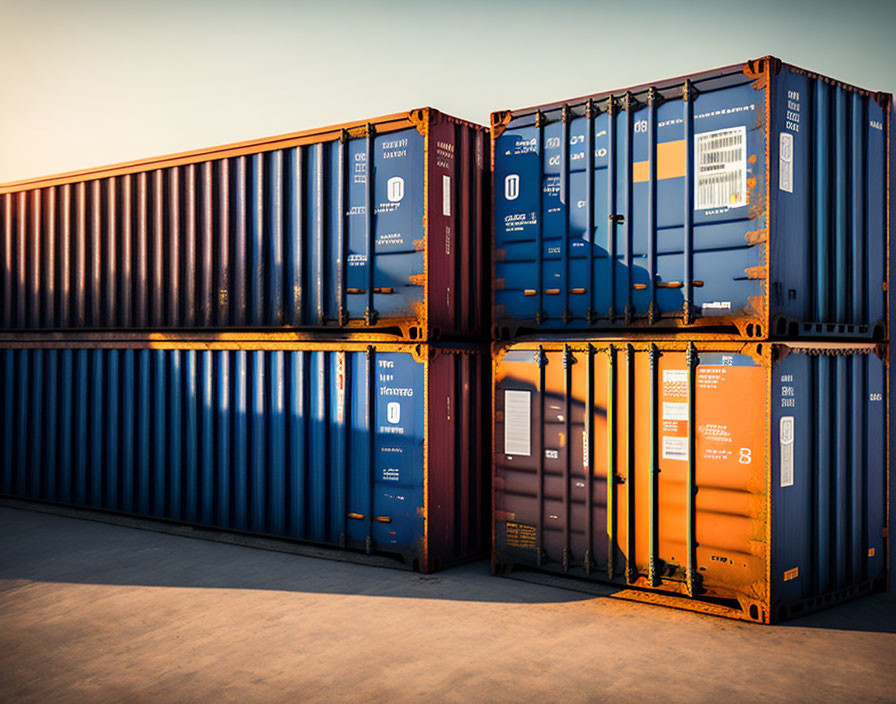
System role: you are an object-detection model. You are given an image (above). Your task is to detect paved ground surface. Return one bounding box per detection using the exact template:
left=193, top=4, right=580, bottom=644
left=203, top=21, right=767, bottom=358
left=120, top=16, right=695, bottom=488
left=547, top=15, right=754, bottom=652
left=1, top=505, right=895, bottom=703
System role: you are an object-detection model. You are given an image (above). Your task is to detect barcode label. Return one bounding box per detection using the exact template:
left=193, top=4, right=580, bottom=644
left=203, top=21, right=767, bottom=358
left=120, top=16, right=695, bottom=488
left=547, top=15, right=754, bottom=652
left=504, top=390, right=531, bottom=456
left=695, top=126, right=747, bottom=210
left=662, top=436, right=689, bottom=461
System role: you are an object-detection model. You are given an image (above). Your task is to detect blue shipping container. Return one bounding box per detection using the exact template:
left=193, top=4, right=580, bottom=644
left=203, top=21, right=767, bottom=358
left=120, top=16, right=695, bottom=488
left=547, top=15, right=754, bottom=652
left=0, top=108, right=488, bottom=341
left=0, top=341, right=487, bottom=572
left=492, top=56, right=892, bottom=339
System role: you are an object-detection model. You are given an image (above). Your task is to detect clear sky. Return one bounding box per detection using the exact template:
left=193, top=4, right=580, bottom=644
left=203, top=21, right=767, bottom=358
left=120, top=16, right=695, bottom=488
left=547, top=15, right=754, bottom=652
left=1, top=0, right=893, bottom=183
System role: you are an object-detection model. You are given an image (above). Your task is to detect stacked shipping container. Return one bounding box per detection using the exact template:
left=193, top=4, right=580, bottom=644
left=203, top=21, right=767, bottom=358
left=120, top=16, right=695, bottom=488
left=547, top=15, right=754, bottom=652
left=0, top=108, right=491, bottom=572
left=490, top=56, right=892, bottom=622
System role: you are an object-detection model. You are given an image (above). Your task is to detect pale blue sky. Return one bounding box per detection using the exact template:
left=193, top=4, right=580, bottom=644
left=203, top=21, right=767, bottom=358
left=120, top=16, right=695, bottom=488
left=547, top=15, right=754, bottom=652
left=1, top=0, right=893, bottom=182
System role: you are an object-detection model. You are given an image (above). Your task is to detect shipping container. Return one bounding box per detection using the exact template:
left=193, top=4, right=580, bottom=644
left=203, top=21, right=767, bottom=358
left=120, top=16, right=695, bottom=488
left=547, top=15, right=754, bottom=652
left=0, top=108, right=489, bottom=341
left=492, top=339, right=888, bottom=622
left=0, top=340, right=487, bottom=572
left=492, top=56, right=892, bottom=340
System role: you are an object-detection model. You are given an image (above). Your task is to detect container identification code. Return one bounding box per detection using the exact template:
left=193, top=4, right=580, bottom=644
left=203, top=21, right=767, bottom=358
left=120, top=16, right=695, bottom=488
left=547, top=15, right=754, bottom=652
left=695, top=126, right=747, bottom=210
left=505, top=521, right=537, bottom=550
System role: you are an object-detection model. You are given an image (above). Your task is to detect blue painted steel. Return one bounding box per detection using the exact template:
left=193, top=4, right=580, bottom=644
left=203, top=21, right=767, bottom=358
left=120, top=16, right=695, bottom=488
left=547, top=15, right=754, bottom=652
left=771, top=345, right=887, bottom=609
left=494, top=59, right=891, bottom=338
left=0, top=344, right=488, bottom=570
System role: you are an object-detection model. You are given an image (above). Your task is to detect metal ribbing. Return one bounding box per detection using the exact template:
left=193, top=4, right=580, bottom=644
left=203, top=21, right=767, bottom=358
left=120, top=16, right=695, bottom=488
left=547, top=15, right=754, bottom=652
left=249, top=155, right=264, bottom=327
left=833, top=89, right=848, bottom=324
left=316, top=145, right=325, bottom=326
left=184, top=350, right=198, bottom=523
left=623, top=94, right=634, bottom=325
left=42, top=188, right=56, bottom=328
left=184, top=166, right=197, bottom=328
left=28, top=190, right=41, bottom=328
left=233, top=157, right=248, bottom=327
left=167, top=169, right=180, bottom=327
left=561, top=106, right=571, bottom=326
left=269, top=350, right=286, bottom=535
left=249, top=350, right=265, bottom=532
left=683, top=81, right=695, bottom=324
left=647, top=89, right=658, bottom=325
left=268, top=152, right=284, bottom=327
left=216, top=160, right=231, bottom=327
left=648, top=343, right=658, bottom=586
left=813, top=83, right=831, bottom=323
left=364, top=127, right=375, bottom=326
left=834, top=355, right=848, bottom=588
left=585, top=101, right=595, bottom=324
left=120, top=175, right=133, bottom=328
left=287, top=148, right=303, bottom=327
left=1, top=194, right=11, bottom=327
left=625, top=344, right=635, bottom=583
left=686, top=342, right=697, bottom=596
left=607, top=97, right=617, bottom=322
left=106, top=350, right=119, bottom=509
left=15, top=192, right=26, bottom=328
left=288, top=351, right=305, bottom=538
left=135, top=174, right=148, bottom=328
left=74, top=184, right=87, bottom=328
left=535, top=111, right=545, bottom=326
left=150, top=171, right=165, bottom=327
left=199, top=163, right=214, bottom=327
left=105, top=178, right=118, bottom=327
left=337, top=135, right=348, bottom=326
left=586, top=345, right=596, bottom=574
left=605, top=344, right=616, bottom=580
left=562, top=344, right=572, bottom=571
left=536, top=345, right=546, bottom=566
left=850, top=356, right=865, bottom=583
left=365, top=346, right=376, bottom=554
left=850, top=94, right=866, bottom=324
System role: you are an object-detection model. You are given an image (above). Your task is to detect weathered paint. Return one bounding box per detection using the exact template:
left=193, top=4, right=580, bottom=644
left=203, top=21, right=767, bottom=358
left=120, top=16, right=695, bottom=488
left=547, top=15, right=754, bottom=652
left=492, top=57, right=892, bottom=340
left=0, top=109, right=489, bottom=341
left=0, top=341, right=487, bottom=572
left=492, top=339, right=888, bottom=622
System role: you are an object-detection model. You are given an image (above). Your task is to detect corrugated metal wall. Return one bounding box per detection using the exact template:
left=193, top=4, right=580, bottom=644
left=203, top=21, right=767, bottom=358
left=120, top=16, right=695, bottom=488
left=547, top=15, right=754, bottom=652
left=0, top=343, right=486, bottom=571
left=491, top=58, right=890, bottom=339
left=492, top=340, right=887, bottom=622
left=0, top=110, right=489, bottom=340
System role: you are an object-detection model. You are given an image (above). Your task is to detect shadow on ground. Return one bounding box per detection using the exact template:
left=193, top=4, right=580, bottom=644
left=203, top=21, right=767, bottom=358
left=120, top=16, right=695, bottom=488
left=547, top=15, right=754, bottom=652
left=1, top=502, right=894, bottom=633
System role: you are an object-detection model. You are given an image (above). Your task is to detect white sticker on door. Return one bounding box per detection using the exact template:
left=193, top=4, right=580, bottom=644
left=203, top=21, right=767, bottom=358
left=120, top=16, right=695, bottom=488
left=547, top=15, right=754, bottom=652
left=662, top=436, right=689, bottom=461
left=695, top=126, right=747, bottom=210
left=779, top=132, right=794, bottom=193
left=504, top=390, right=531, bottom=457
left=780, top=415, right=794, bottom=487
left=442, top=175, right=451, bottom=216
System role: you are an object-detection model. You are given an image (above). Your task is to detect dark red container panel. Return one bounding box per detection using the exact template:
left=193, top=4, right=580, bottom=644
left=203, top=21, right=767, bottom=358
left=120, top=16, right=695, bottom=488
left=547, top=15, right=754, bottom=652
left=0, top=340, right=488, bottom=572
left=0, top=109, right=489, bottom=341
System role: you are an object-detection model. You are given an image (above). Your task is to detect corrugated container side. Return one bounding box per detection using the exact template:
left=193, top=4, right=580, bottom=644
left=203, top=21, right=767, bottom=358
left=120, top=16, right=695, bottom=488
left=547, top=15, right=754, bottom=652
left=0, top=109, right=489, bottom=341
left=0, top=341, right=486, bottom=572
left=491, top=56, right=891, bottom=340
left=492, top=340, right=888, bottom=622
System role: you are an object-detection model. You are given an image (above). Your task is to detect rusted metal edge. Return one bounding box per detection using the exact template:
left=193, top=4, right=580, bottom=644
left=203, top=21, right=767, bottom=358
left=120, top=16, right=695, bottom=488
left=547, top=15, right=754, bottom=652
left=502, top=60, right=749, bottom=121
left=0, top=338, right=486, bottom=357
left=0, top=108, right=438, bottom=193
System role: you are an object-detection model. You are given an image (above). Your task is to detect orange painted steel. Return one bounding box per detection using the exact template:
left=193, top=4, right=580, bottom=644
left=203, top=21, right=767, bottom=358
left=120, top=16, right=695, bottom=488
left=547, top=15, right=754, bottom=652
left=492, top=339, right=889, bottom=623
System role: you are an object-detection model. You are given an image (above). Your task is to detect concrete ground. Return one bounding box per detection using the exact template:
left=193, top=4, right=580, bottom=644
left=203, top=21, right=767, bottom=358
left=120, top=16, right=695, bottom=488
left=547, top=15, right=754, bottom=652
left=1, top=505, right=894, bottom=704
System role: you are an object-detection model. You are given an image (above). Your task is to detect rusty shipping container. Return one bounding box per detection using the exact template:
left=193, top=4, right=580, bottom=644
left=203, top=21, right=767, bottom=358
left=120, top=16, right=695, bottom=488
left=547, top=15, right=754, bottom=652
left=492, top=56, right=892, bottom=340
left=493, top=339, right=888, bottom=622
left=0, top=108, right=488, bottom=341
left=0, top=341, right=487, bottom=572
